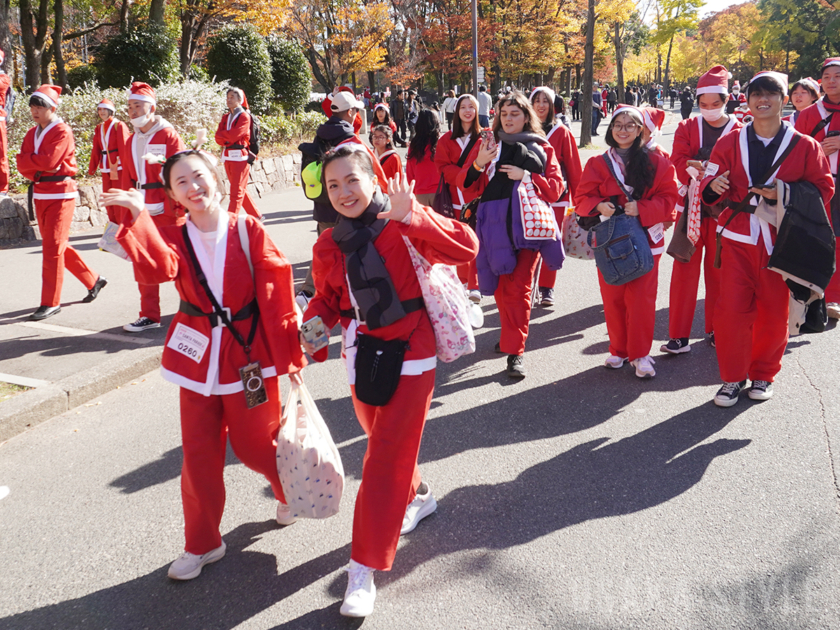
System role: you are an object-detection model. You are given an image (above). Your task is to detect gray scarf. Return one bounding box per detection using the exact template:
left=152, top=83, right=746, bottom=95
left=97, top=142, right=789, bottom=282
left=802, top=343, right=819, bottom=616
left=497, top=130, right=546, bottom=145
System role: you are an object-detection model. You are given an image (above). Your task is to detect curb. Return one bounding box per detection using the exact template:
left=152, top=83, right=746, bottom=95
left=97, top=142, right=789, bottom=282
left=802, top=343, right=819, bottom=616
left=0, top=346, right=163, bottom=442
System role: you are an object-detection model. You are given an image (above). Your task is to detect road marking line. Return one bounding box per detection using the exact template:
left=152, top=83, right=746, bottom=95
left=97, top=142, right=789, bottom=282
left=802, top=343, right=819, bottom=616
left=0, top=372, right=49, bottom=387
left=335, top=434, right=367, bottom=449
left=0, top=486, right=9, bottom=501
left=14, top=321, right=152, bottom=345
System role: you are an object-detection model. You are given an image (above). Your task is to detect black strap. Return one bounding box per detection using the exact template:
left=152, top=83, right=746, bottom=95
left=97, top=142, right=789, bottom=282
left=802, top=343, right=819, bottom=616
left=179, top=298, right=258, bottom=328
left=340, top=296, right=424, bottom=321
left=714, top=133, right=802, bottom=268
left=27, top=174, right=72, bottom=221
left=456, top=134, right=481, bottom=169
left=36, top=175, right=71, bottom=183
left=180, top=224, right=260, bottom=358
left=809, top=113, right=834, bottom=138
left=141, top=182, right=164, bottom=190
left=228, top=143, right=247, bottom=150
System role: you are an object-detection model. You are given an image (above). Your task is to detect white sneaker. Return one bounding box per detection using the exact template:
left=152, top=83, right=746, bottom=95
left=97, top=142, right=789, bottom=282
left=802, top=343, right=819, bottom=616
left=340, top=560, right=376, bottom=617
left=401, top=483, right=437, bottom=535
left=295, top=291, right=312, bottom=311
left=167, top=542, right=226, bottom=580
left=468, top=289, right=482, bottom=304
left=276, top=502, right=298, bottom=526
left=630, top=355, right=656, bottom=379
left=604, top=355, right=628, bottom=369
left=123, top=317, right=161, bottom=333
left=827, top=303, right=840, bottom=320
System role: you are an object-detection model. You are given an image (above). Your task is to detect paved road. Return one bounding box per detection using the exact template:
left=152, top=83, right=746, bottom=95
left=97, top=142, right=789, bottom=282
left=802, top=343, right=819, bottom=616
left=2, top=106, right=839, bottom=629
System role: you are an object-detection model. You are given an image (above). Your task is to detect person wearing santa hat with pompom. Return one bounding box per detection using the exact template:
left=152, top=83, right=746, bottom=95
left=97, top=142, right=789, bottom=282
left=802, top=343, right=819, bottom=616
left=796, top=58, right=840, bottom=319
left=726, top=80, right=746, bottom=115
left=662, top=65, right=741, bottom=356
left=785, top=77, right=820, bottom=125
left=701, top=71, right=834, bottom=407
left=639, top=106, right=670, bottom=159
left=120, top=81, right=186, bottom=333
left=17, top=85, right=107, bottom=320
left=88, top=99, right=130, bottom=223
left=214, top=87, right=262, bottom=221
left=0, top=50, right=13, bottom=196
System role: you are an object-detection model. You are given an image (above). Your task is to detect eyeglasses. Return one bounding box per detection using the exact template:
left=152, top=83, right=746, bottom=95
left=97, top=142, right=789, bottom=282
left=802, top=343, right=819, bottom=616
left=612, top=123, right=639, bottom=132
left=372, top=135, right=387, bottom=141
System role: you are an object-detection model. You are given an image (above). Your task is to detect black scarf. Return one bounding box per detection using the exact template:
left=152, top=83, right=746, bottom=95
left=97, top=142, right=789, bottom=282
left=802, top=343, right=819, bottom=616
left=332, top=190, right=406, bottom=330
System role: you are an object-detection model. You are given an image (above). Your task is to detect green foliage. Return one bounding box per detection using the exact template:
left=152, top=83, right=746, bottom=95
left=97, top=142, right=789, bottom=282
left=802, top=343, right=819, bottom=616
left=206, top=25, right=273, bottom=115
left=259, top=111, right=326, bottom=146
left=66, top=65, right=99, bottom=90
left=187, top=64, right=210, bottom=82
left=265, top=36, right=312, bottom=113
left=96, top=27, right=179, bottom=88
left=757, top=0, right=839, bottom=77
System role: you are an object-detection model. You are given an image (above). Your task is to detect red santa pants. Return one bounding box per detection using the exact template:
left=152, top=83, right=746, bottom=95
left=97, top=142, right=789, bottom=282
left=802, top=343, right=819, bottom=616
left=668, top=215, right=721, bottom=338
left=825, top=237, right=840, bottom=303
left=456, top=259, right=479, bottom=290
left=0, top=121, right=8, bottom=194
left=495, top=249, right=540, bottom=355
left=598, top=255, right=661, bottom=361
left=350, top=369, right=435, bottom=571
left=224, top=160, right=261, bottom=219
left=35, top=198, right=98, bottom=307
left=138, top=213, right=186, bottom=322
left=100, top=172, right=123, bottom=224
left=714, top=239, right=789, bottom=383
left=179, top=376, right=287, bottom=555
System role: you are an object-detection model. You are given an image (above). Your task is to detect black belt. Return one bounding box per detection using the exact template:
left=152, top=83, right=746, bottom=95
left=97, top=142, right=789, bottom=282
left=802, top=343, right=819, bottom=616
left=339, top=297, right=424, bottom=321
left=27, top=175, right=72, bottom=221
left=228, top=143, right=247, bottom=150
left=179, top=298, right=259, bottom=328
left=135, top=181, right=164, bottom=190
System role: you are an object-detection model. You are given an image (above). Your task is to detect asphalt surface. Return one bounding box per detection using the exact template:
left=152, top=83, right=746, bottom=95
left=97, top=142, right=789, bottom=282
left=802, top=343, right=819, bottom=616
left=2, top=106, right=840, bottom=629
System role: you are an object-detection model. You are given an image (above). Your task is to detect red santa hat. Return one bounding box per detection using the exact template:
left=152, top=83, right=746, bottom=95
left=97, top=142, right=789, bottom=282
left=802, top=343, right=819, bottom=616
left=373, top=102, right=389, bottom=113
left=96, top=99, right=116, bottom=113
left=748, top=71, right=789, bottom=96
left=33, top=85, right=62, bottom=109
left=822, top=58, right=840, bottom=73
left=228, top=87, right=249, bottom=110
left=641, top=106, right=665, bottom=133
left=127, top=82, right=156, bottom=105
left=696, top=65, right=730, bottom=96
left=796, top=77, right=821, bottom=95
left=732, top=80, right=741, bottom=89
left=529, top=86, right=556, bottom=104
left=611, top=104, right=645, bottom=126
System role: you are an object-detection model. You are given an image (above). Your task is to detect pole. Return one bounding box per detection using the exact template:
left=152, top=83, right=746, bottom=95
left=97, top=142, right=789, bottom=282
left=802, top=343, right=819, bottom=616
left=472, top=0, right=478, bottom=97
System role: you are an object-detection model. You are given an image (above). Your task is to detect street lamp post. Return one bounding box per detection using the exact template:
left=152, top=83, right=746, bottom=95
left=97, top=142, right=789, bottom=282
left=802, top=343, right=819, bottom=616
left=472, top=0, right=478, bottom=97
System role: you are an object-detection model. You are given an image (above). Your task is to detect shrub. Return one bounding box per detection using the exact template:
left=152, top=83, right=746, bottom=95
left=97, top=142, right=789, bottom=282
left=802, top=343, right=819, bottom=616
left=259, top=111, right=326, bottom=147
left=66, top=65, right=98, bottom=90
left=96, top=27, right=179, bottom=89
left=265, top=36, right=311, bottom=113
left=206, top=25, right=273, bottom=115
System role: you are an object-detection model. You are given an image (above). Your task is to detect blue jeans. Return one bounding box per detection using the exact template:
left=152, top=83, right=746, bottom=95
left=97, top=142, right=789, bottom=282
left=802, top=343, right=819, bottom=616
left=479, top=115, right=490, bottom=128
left=591, top=110, right=600, bottom=135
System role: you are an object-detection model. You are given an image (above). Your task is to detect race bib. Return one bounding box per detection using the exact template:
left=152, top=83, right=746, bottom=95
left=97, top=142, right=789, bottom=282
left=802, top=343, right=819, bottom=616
left=147, top=144, right=167, bottom=158
left=648, top=223, right=665, bottom=244
left=167, top=323, right=209, bottom=364
left=704, top=162, right=720, bottom=178
left=227, top=149, right=242, bottom=159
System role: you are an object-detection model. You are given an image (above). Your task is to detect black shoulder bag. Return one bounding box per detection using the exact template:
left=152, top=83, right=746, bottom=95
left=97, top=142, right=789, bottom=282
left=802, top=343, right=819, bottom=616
left=433, top=134, right=480, bottom=220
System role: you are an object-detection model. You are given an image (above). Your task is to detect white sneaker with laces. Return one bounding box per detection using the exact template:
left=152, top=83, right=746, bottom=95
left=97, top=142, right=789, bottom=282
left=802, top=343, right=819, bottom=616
left=401, top=483, right=437, bottom=535
left=340, top=560, right=376, bottom=617
left=276, top=502, right=298, bottom=526
left=468, top=289, right=482, bottom=304
left=631, top=355, right=656, bottom=378
left=168, top=541, right=226, bottom=580
left=604, top=355, right=628, bottom=369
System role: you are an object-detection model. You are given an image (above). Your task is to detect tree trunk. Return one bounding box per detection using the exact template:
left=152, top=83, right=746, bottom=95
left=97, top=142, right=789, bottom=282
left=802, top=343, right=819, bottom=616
left=119, top=0, right=131, bottom=34
left=614, top=22, right=625, bottom=104
left=663, top=34, right=675, bottom=90
left=149, top=0, right=166, bottom=25
left=19, top=0, right=51, bottom=91
left=305, top=47, right=332, bottom=93
left=0, top=0, right=11, bottom=79
left=53, top=0, right=67, bottom=89
left=580, top=0, right=595, bottom=148
left=367, top=70, right=376, bottom=93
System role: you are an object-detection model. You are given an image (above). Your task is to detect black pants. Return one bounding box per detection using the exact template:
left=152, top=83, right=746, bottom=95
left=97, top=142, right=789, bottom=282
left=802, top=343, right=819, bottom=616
left=681, top=107, right=692, bottom=120
left=395, top=119, right=407, bottom=144
left=572, top=105, right=579, bottom=120
left=591, top=110, right=600, bottom=135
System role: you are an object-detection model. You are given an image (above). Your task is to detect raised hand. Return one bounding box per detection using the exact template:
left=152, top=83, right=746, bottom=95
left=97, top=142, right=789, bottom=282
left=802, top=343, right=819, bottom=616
left=709, top=170, right=730, bottom=196
left=99, top=188, right=146, bottom=220
left=378, top=172, right=415, bottom=222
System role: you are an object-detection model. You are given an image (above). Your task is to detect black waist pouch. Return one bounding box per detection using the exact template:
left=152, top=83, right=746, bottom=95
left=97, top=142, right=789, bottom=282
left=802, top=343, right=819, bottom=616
left=354, top=333, right=408, bottom=406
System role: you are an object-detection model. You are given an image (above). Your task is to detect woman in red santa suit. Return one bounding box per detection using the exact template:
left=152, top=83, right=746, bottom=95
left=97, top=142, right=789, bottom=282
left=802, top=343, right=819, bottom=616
left=368, top=102, right=397, bottom=145
left=300, top=146, right=478, bottom=617
left=17, top=85, right=107, bottom=320
left=785, top=77, right=820, bottom=125
left=0, top=50, right=12, bottom=195
left=88, top=99, right=129, bottom=223
left=370, top=124, right=402, bottom=182
left=103, top=149, right=306, bottom=581
left=702, top=71, right=834, bottom=407
left=434, top=93, right=484, bottom=303
left=663, top=65, right=740, bottom=355
left=530, top=86, right=582, bottom=307
left=576, top=106, right=679, bottom=378
left=214, top=88, right=262, bottom=221
left=796, top=58, right=840, bottom=319
left=121, top=82, right=186, bottom=333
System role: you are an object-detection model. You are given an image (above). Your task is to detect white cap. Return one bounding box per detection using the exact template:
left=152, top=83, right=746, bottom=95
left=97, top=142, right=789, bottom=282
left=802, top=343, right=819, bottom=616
left=330, top=91, right=365, bottom=112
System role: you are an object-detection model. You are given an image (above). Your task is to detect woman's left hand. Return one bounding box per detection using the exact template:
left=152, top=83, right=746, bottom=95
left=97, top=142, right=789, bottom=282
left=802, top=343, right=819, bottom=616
left=624, top=200, right=639, bottom=216
left=749, top=184, right=777, bottom=200
left=499, top=164, right=526, bottom=181
left=379, top=172, right=415, bottom=222
left=289, top=371, right=303, bottom=386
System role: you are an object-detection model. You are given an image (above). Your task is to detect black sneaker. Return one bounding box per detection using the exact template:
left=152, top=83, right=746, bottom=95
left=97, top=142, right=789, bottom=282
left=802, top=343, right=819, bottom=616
left=123, top=317, right=161, bottom=333
left=29, top=305, right=61, bottom=321
left=660, top=338, right=691, bottom=354
left=714, top=380, right=747, bottom=408
left=82, top=276, right=108, bottom=303
left=539, top=287, right=555, bottom=307
left=506, top=354, right=525, bottom=379
left=748, top=380, right=774, bottom=401
left=708, top=332, right=715, bottom=348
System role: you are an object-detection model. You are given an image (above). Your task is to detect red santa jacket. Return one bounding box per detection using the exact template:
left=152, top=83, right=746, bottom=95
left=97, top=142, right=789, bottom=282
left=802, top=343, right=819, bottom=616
left=795, top=98, right=839, bottom=177
left=16, top=119, right=78, bottom=199
left=123, top=117, right=184, bottom=217
left=434, top=131, right=482, bottom=209
left=576, top=149, right=679, bottom=256
left=0, top=73, right=10, bottom=120
left=88, top=118, right=129, bottom=178
left=699, top=123, right=834, bottom=254
left=406, top=146, right=439, bottom=195
left=215, top=109, right=251, bottom=163
left=545, top=123, right=582, bottom=207
left=455, top=139, right=565, bottom=205
left=377, top=150, right=402, bottom=183
left=302, top=203, right=479, bottom=383
left=116, top=209, right=305, bottom=395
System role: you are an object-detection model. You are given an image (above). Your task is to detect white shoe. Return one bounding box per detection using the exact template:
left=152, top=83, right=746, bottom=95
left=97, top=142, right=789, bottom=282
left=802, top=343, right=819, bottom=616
left=167, top=542, right=226, bottom=580
left=295, top=291, right=312, bottom=311
left=827, top=303, right=840, bottom=320
left=468, top=289, right=482, bottom=304
left=468, top=302, right=484, bottom=329
left=631, top=355, right=656, bottom=378
left=401, top=483, right=437, bottom=535
left=276, top=502, right=299, bottom=526
left=604, top=355, right=628, bottom=369
left=340, top=560, right=376, bottom=617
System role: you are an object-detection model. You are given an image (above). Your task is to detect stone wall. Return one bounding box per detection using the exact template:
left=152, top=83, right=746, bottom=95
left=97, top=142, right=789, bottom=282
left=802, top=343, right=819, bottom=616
left=0, top=153, right=302, bottom=247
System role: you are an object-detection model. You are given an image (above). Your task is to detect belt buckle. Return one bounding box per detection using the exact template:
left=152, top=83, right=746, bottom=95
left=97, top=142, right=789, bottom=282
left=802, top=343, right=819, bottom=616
left=135, top=181, right=142, bottom=190
left=216, top=307, right=232, bottom=327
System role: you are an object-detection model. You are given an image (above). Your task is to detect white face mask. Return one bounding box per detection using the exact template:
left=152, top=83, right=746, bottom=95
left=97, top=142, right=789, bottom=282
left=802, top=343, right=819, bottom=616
left=130, top=113, right=152, bottom=129
left=700, top=106, right=726, bottom=123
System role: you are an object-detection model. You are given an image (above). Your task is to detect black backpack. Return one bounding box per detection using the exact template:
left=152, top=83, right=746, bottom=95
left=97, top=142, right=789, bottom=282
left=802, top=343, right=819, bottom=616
left=248, top=114, right=260, bottom=163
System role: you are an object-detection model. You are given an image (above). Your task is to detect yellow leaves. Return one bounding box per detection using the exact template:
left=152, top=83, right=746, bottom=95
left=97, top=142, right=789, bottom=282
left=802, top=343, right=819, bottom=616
left=235, top=0, right=291, bottom=35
